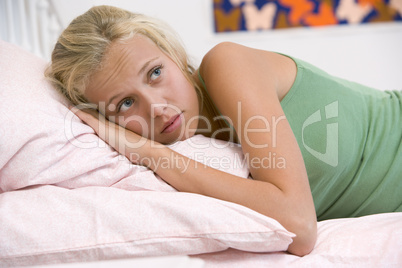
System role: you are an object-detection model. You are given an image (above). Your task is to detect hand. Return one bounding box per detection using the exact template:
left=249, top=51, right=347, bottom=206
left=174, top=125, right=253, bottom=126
left=69, top=106, right=105, bottom=135
left=69, top=106, right=151, bottom=165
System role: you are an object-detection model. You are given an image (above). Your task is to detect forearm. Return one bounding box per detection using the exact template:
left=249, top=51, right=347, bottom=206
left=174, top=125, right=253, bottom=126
left=145, top=145, right=317, bottom=256
left=97, top=123, right=317, bottom=255
left=147, top=145, right=280, bottom=207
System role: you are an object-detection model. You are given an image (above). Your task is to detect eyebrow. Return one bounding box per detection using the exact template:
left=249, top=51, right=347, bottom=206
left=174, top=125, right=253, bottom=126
left=106, top=56, right=160, bottom=110
left=107, top=92, right=123, bottom=112
left=138, top=56, right=159, bottom=76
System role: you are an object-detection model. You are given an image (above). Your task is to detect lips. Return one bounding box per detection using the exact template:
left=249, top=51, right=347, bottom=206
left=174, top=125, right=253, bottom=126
left=161, top=113, right=182, bottom=134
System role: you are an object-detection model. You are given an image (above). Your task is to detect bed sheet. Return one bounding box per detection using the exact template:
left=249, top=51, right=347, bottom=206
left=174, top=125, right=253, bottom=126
left=194, top=212, right=402, bottom=267
left=1, top=184, right=401, bottom=267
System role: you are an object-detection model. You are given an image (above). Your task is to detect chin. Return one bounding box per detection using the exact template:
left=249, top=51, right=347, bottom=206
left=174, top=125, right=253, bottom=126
left=157, top=131, right=195, bottom=145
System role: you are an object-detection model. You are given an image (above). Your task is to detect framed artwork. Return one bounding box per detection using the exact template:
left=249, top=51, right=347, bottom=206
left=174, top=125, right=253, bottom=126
left=213, top=0, right=402, bottom=32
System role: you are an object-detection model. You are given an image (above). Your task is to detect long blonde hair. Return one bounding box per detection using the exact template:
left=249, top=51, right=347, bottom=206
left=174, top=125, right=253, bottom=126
left=45, top=5, right=202, bottom=107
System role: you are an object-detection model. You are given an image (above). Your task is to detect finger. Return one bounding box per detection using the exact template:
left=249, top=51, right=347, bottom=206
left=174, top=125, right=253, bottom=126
left=81, top=108, right=102, bottom=119
left=69, top=105, right=99, bottom=119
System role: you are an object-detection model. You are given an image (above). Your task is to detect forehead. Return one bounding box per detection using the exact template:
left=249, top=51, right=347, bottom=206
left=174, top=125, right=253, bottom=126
left=84, top=35, right=163, bottom=104
left=104, top=34, right=161, bottom=65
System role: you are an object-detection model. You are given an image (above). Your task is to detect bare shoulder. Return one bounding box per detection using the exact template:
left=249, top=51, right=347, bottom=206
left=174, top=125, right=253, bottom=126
left=197, top=43, right=317, bottom=256
left=200, top=42, right=296, bottom=102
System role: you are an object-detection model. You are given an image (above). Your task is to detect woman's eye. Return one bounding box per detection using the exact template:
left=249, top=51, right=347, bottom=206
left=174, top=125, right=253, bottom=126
left=119, top=98, right=134, bottom=112
left=150, top=66, right=162, bottom=81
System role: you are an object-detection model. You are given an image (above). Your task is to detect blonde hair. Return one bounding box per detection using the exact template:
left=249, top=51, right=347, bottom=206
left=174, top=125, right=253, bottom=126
left=45, top=5, right=202, bottom=107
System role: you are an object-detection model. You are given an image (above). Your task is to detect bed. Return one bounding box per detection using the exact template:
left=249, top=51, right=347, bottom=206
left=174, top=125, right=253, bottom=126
left=1, top=1, right=401, bottom=267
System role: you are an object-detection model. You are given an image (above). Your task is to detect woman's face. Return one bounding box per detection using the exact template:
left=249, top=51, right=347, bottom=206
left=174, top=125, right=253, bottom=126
left=85, top=35, right=200, bottom=144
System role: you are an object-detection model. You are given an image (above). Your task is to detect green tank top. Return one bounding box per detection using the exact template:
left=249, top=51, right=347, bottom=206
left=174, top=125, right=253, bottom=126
left=198, top=55, right=402, bottom=221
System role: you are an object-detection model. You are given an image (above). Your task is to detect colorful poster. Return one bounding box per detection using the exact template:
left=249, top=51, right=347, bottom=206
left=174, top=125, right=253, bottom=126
left=213, top=0, right=402, bottom=32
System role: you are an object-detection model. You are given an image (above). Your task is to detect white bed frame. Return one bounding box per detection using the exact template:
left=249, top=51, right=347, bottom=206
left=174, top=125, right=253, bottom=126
left=0, top=0, right=62, bottom=60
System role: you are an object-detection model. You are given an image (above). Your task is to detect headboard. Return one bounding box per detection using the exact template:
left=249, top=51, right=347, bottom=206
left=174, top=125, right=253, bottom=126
left=0, top=0, right=62, bottom=60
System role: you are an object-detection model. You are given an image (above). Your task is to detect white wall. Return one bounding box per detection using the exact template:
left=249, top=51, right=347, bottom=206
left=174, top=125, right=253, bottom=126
left=52, top=0, right=402, bottom=91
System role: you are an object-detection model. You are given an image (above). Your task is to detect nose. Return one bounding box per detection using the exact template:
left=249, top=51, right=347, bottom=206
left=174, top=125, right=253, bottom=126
left=142, top=92, right=167, bottom=118
left=151, top=103, right=167, bottom=118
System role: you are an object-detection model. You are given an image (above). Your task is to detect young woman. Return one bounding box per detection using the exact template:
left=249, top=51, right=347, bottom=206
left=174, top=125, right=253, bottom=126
left=45, top=5, right=402, bottom=256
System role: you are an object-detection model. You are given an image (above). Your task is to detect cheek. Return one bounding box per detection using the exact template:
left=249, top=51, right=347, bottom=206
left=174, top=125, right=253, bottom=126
left=175, top=78, right=198, bottom=106
left=186, top=86, right=200, bottom=111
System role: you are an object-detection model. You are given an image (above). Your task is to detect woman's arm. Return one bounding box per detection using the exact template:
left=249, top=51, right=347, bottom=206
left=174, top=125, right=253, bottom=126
left=197, top=42, right=317, bottom=255
left=72, top=42, right=317, bottom=256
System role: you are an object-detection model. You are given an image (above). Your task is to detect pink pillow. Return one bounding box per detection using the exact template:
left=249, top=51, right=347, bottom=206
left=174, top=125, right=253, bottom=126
left=0, top=40, right=248, bottom=192
left=0, top=40, right=130, bottom=191
left=0, top=40, right=248, bottom=193
left=0, top=185, right=294, bottom=266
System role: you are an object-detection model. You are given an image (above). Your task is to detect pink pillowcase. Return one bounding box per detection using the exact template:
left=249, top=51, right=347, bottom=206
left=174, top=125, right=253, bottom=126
left=0, top=40, right=127, bottom=191
left=0, top=185, right=294, bottom=266
left=0, top=39, right=249, bottom=192
left=0, top=40, right=293, bottom=266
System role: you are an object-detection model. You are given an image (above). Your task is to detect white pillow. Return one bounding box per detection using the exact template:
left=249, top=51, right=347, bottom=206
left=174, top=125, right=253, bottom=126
left=0, top=185, right=294, bottom=266
left=0, top=40, right=293, bottom=266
